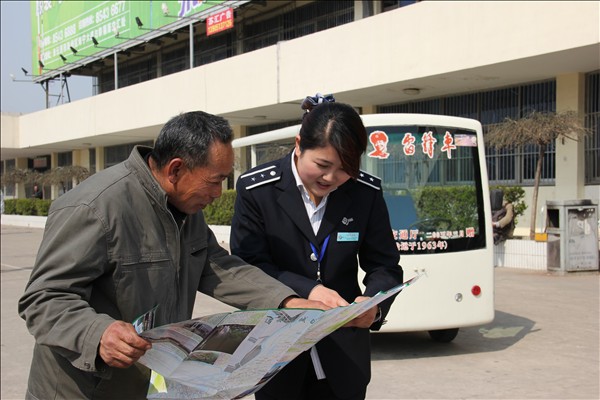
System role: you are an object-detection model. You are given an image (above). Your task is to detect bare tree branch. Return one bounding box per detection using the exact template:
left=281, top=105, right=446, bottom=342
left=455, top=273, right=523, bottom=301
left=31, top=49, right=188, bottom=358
left=485, top=110, right=591, bottom=239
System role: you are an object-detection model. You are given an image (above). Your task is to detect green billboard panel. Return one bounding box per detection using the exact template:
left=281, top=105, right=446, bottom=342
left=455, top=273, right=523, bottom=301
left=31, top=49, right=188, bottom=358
left=31, top=1, right=225, bottom=75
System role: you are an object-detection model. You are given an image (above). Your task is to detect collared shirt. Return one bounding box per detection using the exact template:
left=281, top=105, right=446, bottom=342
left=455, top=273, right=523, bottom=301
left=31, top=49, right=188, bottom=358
left=290, top=152, right=329, bottom=379
left=291, top=152, right=330, bottom=235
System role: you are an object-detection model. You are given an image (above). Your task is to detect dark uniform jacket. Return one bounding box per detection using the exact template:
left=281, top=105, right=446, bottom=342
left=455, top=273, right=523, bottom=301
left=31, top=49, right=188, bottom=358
left=231, top=152, right=404, bottom=399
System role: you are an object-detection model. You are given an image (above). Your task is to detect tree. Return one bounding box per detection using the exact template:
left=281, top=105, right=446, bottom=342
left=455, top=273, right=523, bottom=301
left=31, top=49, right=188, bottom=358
left=0, top=168, right=28, bottom=187
left=486, top=111, right=591, bottom=240
left=45, top=166, right=90, bottom=194
left=2, top=166, right=90, bottom=199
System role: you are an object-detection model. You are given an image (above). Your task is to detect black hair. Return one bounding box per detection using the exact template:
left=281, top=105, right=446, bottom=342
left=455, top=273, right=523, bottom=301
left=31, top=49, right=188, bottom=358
left=298, top=102, right=367, bottom=179
left=151, top=111, right=233, bottom=169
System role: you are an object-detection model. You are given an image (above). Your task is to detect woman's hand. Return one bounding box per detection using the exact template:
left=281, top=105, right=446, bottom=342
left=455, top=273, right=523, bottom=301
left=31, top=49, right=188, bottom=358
left=343, top=296, right=379, bottom=328
left=308, top=284, right=350, bottom=308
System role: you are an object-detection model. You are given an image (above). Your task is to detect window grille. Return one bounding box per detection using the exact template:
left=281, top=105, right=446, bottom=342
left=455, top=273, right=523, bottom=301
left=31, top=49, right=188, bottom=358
left=162, top=47, right=188, bottom=76
left=104, top=141, right=153, bottom=168
left=378, top=80, right=556, bottom=186
left=117, top=56, right=158, bottom=89
left=57, top=151, right=73, bottom=167
left=242, top=1, right=354, bottom=53
left=585, top=71, right=600, bottom=184
left=444, top=93, right=478, bottom=119
left=382, top=0, right=420, bottom=12
left=2, top=159, right=16, bottom=196
left=57, top=151, right=74, bottom=193
left=196, top=31, right=235, bottom=66
left=89, top=149, right=96, bottom=175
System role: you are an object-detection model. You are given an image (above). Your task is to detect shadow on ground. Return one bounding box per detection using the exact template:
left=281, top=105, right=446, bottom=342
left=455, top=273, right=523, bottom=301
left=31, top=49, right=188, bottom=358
left=371, top=309, right=535, bottom=360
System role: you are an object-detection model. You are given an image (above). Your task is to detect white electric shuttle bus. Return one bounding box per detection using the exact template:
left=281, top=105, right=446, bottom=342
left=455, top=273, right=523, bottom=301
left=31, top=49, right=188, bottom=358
left=233, top=114, right=494, bottom=342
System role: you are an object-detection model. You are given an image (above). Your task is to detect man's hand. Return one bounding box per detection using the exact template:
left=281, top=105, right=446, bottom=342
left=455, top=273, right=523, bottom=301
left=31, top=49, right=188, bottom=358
left=343, top=296, right=378, bottom=328
left=308, top=285, right=350, bottom=308
left=281, top=296, right=331, bottom=310
left=99, top=321, right=152, bottom=368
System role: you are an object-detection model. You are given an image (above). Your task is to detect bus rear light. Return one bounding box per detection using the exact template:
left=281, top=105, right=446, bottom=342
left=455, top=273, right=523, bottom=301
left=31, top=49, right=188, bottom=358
left=471, top=285, right=482, bottom=296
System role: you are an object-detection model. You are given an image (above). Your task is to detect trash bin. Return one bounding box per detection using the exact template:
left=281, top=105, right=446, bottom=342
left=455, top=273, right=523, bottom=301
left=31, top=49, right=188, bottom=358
left=546, top=200, right=599, bottom=272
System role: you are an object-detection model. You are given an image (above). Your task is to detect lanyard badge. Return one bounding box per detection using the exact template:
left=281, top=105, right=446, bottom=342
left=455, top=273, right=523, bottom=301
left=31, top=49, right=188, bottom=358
left=309, top=234, right=330, bottom=283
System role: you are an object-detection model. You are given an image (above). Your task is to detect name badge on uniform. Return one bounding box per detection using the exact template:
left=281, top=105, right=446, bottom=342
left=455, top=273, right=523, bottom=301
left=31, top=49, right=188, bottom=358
left=337, top=232, right=359, bottom=242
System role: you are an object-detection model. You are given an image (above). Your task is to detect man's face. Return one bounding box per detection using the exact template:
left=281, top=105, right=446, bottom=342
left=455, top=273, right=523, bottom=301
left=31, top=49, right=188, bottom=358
left=169, top=141, right=234, bottom=215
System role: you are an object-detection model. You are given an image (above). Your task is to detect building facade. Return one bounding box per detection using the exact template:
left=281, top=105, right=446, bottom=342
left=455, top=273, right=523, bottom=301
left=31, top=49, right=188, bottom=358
left=1, top=0, right=599, bottom=234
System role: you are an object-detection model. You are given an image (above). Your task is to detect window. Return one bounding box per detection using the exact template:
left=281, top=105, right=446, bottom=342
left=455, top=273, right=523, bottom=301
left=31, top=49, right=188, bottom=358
left=57, top=151, right=74, bottom=193
left=89, top=148, right=96, bottom=175
left=585, top=71, right=600, bottom=184
left=57, top=151, right=72, bottom=167
left=94, top=1, right=359, bottom=94
left=2, top=159, right=16, bottom=196
left=378, top=80, right=557, bottom=186
left=195, top=31, right=235, bottom=66
left=105, top=141, right=153, bottom=168
left=162, top=46, right=188, bottom=76
left=362, top=125, right=486, bottom=254
left=242, top=1, right=354, bottom=53
left=118, top=56, right=157, bottom=89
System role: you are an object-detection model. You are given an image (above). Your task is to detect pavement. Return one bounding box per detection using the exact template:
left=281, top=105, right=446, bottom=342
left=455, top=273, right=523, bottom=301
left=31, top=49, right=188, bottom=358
left=1, top=223, right=599, bottom=400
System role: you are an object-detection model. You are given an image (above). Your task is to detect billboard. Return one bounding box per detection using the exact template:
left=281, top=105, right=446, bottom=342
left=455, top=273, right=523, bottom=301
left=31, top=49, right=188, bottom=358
left=206, top=7, right=233, bottom=36
left=31, top=0, right=228, bottom=77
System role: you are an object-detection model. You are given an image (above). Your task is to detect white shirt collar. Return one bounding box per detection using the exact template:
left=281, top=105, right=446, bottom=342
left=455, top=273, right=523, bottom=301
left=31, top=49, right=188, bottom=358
left=291, top=152, right=328, bottom=234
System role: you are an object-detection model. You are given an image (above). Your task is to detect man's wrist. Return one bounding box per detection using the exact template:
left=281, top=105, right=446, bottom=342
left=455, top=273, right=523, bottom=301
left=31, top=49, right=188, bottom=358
left=279, top=295, right=300, bottom=308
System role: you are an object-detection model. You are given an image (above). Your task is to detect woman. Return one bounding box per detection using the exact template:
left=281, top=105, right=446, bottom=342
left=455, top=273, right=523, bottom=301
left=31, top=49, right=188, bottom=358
left=230, top=94, right=404, bottom=400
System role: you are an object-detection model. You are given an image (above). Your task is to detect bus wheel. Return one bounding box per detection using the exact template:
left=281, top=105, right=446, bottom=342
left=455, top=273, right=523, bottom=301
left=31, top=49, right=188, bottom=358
left=428, top=328, right=459, bottom=343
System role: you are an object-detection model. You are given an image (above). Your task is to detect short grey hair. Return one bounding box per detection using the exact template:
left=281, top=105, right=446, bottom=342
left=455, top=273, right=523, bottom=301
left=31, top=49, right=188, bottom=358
left=151, top=111, right=233, bottom=169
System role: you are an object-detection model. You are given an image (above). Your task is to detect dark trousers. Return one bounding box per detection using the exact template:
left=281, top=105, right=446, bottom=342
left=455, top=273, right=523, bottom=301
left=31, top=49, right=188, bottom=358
left=254, top=359, right=367, bottom=400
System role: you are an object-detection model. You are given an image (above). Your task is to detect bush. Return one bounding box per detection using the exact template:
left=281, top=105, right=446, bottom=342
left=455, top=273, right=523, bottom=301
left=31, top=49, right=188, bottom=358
left=15, top=199, right=36, bottom=215
left=490, top=185, right=527, bottom=224
left=415, top=186, right=478, bottom=231
left=35, top=199, right=52, bottom=216
left=203, top=190, right=237, bottom=225
left=3, top=199, right=17, bottom=214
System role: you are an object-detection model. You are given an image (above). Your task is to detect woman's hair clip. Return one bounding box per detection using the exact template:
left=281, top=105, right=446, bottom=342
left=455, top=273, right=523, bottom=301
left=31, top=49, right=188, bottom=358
left=301, top=93, right=336, bottom=114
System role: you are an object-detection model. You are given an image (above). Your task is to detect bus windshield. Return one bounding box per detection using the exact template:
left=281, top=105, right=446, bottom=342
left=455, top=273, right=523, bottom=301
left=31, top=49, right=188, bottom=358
left=362, top=125, right=487, bottom=254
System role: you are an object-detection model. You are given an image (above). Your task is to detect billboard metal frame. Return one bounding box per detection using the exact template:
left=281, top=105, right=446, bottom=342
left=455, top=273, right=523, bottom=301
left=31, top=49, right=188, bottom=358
left=31, top=0, right=249, bottom=84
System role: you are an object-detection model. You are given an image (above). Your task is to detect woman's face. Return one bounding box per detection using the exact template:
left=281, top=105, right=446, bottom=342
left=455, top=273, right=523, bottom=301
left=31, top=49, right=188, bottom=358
left=294, top=135, right=350, bottom=205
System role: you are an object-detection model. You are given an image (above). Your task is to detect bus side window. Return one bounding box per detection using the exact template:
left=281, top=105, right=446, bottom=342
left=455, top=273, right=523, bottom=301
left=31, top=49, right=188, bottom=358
left=383, top=194, right=418, bottom=230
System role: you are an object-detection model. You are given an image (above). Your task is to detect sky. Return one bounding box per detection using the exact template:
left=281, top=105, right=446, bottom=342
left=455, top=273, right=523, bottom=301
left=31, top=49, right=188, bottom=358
left=1, top=0, right=92, bottom=114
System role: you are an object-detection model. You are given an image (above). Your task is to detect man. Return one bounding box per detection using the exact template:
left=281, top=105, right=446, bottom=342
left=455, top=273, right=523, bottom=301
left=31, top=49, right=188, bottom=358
left=18, top=111, right=325, bottom=399
left=31, top=184, right=43, bottom=199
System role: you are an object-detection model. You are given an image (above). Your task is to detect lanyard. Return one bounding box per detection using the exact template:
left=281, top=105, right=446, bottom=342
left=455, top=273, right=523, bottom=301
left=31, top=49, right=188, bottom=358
left=309, top=234, right=330, bottom=283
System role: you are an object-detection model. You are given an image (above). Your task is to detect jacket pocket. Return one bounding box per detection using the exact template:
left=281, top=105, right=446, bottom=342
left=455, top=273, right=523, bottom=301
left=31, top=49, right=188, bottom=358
left=115, top=256, right=174, bottom=323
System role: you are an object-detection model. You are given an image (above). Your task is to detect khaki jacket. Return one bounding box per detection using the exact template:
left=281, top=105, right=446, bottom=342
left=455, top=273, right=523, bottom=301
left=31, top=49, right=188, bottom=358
left=19, top=146, right=295, bottom=399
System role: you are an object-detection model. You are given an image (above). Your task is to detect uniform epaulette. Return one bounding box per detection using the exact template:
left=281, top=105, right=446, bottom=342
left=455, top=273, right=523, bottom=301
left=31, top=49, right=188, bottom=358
left=240, top=164, right=281, bottom=190
left=357, top=170, right=381, bottom=190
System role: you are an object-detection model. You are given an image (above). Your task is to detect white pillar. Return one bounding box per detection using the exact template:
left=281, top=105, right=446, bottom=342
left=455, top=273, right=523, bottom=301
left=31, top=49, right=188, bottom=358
left=555, top=73, right=585, bottom=200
